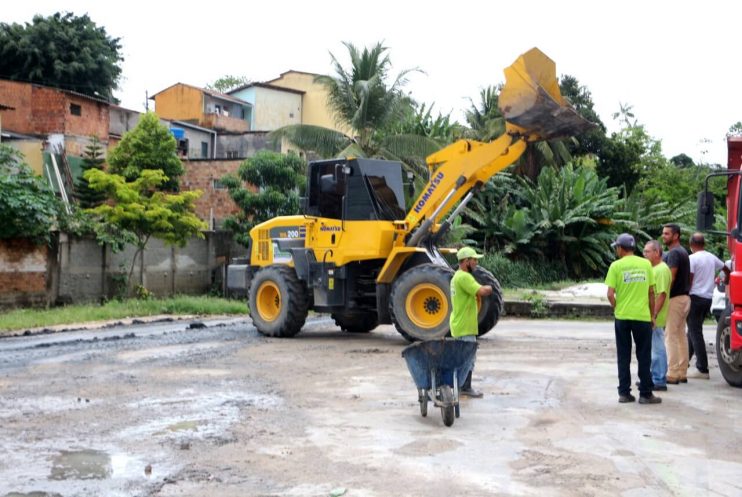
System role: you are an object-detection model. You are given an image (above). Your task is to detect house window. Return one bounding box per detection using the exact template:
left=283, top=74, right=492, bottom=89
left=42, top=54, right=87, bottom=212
left=214, top=104, right=221, bottom=115
left=201, top=142, right=209, bottom=158
left=226, top=150, right=238, bottom=159
left=70, top=104, right=82, bottom=116
left=212, top=179, right=227, bottom=190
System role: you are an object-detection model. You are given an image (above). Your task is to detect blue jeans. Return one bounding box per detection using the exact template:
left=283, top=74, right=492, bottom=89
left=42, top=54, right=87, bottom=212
left=651, top=326, right=668, bottom=387
left=614, top=319, right=653, bottom=396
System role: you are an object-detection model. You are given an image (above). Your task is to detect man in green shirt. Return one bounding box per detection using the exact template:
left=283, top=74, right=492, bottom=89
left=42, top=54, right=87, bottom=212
left=605, top=233, right=661, bottom=404
left=450, top=246, right=493, bottom=398
left=643, top=240, right=671, bottom=391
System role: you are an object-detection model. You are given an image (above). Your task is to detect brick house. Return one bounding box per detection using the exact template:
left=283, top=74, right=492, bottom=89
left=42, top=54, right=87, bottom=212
left=0, top=79, right=109, bottom=158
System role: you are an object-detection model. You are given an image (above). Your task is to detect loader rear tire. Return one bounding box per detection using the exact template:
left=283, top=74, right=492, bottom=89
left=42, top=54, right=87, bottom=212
left=472, top=266, right=503, bottom=337
left=390, top=264, right=454, bottom=342
left=332, top=311, right=378, bottom=333
left=248, top=265, right=308, bottom=338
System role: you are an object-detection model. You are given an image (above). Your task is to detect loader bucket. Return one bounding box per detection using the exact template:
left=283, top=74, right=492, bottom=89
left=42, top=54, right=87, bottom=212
left=499, top=48, right=595, bottom=140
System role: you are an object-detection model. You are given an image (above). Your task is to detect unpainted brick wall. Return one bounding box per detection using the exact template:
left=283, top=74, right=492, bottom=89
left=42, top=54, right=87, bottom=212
left=0, top=80, right=109, bottom=137
left=181, top=159, right=253, bottom=227
left=0, top=239, right=49, bottom=307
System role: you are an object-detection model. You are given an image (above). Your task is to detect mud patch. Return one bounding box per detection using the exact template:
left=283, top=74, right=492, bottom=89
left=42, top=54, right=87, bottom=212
left=394, top=437, right=463, bottom=456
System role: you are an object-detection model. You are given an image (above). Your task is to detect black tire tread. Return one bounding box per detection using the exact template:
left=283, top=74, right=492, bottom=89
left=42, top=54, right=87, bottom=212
left=248, top=265, right=309, bottom=338
left=472, top=266, right=504, bottom=337
left=716, top=308, right=742, bottom=387
left=331, top=311, right=379, bottom=333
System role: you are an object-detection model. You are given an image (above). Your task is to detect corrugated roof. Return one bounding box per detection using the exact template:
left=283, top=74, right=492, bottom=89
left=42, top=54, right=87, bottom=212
left=150, top=82, right=252, bottom=106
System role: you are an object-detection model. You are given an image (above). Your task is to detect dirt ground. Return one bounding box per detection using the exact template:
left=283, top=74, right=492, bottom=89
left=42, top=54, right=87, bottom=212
left=1, top=317, right=741, bottom=497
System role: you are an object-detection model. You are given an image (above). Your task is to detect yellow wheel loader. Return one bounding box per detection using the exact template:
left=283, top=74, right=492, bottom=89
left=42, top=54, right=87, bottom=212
left=234, top=48, right=594, bottom=341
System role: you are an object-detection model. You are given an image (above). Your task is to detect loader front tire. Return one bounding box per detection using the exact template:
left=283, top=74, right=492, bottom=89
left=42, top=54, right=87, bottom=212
left=390, top=264, right=454, bottom=342
left=472, top=266, right=504, bottom=337
left=248, top=265, right=308, bottom=338
left=332, top=311, right=379, bottom=333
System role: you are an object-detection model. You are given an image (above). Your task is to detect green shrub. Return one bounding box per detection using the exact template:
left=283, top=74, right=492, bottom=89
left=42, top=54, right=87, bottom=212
left=481, top=251, right=567, bottom=288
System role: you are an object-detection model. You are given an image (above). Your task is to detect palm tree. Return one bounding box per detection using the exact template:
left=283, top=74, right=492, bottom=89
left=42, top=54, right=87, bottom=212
left=464, top=86, right=505, bottom=142
left=270, top=42, right=442, bottom=175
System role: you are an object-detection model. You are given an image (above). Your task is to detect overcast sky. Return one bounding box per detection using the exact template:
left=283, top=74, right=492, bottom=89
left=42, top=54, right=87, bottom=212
left=5, top=1, right=741, bottom=166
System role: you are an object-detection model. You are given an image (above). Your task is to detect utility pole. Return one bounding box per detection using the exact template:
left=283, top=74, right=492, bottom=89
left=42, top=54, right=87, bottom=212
left=144, top=90, right=149, bottom=112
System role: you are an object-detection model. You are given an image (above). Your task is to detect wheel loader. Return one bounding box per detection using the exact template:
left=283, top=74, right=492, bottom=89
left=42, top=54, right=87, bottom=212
left=231, top=48, right=595, bottom=341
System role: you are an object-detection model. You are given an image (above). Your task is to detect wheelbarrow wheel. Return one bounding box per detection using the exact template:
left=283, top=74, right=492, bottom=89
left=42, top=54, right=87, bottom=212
left=440, top=385, right=455, bottom=427
left=419, top=389, right=428, bottom=417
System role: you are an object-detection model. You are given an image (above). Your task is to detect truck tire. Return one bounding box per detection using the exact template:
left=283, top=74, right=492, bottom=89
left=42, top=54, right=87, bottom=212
left=472, top=266, right=504, bottom=337
left=389, top=264, right=454, bottom=342
left=248, top=265, right=309, bottom=338
left=716, top=308, right=742, bottom=387
left=331, top=311, right=378, bottom=333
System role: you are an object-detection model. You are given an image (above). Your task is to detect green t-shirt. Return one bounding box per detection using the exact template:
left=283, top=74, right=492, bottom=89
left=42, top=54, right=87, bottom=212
left=653, top=261, right=671, bottom=327
left=450, top=269, right=481, bottom=337
left=604, top=254, right=654, bottom=322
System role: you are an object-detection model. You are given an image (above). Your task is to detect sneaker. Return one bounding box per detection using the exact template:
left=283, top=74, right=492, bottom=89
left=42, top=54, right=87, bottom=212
left=687, top=370, right=710, bottom=380
left=653, top=385, right=668, bottom=391
left=459, top=387, right=483, bottom=398
left=618, top=394, right=636, bottom=403
left=639, top=394, right=662, bottom=404
left=679, top=378, right=688, bottom=383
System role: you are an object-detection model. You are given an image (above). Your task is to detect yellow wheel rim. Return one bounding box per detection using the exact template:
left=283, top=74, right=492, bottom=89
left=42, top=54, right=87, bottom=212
left=405, top=283, right=449, bottom=328
left=256, top=281, right=281, bottom=322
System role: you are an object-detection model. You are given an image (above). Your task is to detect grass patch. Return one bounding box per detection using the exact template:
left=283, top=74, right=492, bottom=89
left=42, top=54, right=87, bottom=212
left=0, top=296, right=247, bottom=333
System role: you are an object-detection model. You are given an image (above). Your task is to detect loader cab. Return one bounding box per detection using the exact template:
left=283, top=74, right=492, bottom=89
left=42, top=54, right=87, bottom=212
left=305, top=158, right=407, bottom=221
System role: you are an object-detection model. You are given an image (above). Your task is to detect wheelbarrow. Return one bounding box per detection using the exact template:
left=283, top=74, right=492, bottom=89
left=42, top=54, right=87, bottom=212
left=401, top=339, right=478, bottom=427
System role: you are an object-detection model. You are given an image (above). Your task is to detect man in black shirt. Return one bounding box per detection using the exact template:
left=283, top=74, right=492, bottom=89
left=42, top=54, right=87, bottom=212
left=661, top=223, right=691, bottom=384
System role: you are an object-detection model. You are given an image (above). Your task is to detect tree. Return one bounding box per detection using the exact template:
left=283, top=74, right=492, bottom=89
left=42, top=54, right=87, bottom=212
left=597, top=106, right=667, bottom=195
left=464, top=86, right=505, bottom=142
left=559, top=75, right=607, bottom=158
left=270, top=42, right=441, bottom=175
left=108, top=112, right=183, bottom=191
left=85, top=168, right=207, bottom=292
left=728, top=121, right=742, bottom=137
left=221, top=151, right=306, bottom=246
left=74, top=137, right=107, bottom=208
left=0, top=12, right=123, bottom=102
left=0, top=145, right=60, bottom=244
left=205, top=75, right=251, bottom=93
left=670, top=153, right=695, bottom=168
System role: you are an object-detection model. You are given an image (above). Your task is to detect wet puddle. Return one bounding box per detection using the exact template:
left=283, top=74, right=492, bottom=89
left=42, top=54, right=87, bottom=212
left=47, top=449, right=153, bottom=481
left=49, top=449, right=112, bottom=480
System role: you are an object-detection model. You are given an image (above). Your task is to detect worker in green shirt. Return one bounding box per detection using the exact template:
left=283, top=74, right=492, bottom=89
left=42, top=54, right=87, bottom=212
left=450, top=246, right=493, bottom=398
left=605, top=233, right=661, bottom=405
left=642, top=240, right=671, bottom=391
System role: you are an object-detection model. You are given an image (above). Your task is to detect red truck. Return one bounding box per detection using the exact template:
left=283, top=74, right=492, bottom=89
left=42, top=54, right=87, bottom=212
left=698, top=136, right=742, bottom=386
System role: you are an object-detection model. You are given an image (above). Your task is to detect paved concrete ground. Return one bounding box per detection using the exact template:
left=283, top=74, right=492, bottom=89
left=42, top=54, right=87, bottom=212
left=1, top=317, right=740, bottom=497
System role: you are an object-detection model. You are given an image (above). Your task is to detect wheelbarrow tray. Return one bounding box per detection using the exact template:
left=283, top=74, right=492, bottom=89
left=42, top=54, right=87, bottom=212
left=402, top=339, right=478, bottom=390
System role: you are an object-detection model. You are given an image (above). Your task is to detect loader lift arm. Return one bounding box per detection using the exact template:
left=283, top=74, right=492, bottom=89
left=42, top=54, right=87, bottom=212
left=402, top=48, right=595, bottom=248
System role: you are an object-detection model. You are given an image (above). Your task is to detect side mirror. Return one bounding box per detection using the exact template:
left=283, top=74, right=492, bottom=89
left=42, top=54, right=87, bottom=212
left=299, top=196, right=308, bottom=213
left=320, top=174, right=338, bottom=194
left=696, top=191, right=715, bottom=231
